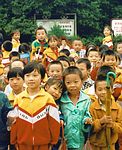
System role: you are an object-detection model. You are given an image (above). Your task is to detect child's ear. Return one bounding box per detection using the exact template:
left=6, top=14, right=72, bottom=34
left=45, top=84, right=49, bottom=91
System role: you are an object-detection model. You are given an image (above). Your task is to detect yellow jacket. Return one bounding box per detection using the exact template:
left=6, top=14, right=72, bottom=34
left=89, top=98, right=122, bottom=148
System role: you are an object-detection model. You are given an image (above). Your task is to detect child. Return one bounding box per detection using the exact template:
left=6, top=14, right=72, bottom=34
left=0, top=51, right=4, bottom=75
left=89, top=74, right=122, bottom=150
left=2, top=40, right=13, bottom=66
left=70, top=39, right=86, bottom=60
left=9, top=51, right=20, bottom=62
left=31, top=26, right=48, bottom=61
left=42, top=35, right=59, bottom=68
left=102, top=25, right=113, bottom=49
left=10, top=61, right=60, bottom=150
left=57, top=56, right=70, bottom=70
left=44, top=77, right=64, bottom=150
left=87, top=48, right=100, bottom=69
left=59, top=36, right=70, bottom=51
left=60, top=66, right=92, bottom=149
left=45, top=77, right=63, bottom=102
left=7, top=67, right=24, bottom=106
left=76, top=58, right=94, bottom=90
left=19, top=43, right=31, bottom=64
left=4, top=60, right=25, bottom=96
left=47, top=60, right=63, bottom=79
left=0, top=91, right=13, bottom=150
left=11, top=30, right=21, bottom=52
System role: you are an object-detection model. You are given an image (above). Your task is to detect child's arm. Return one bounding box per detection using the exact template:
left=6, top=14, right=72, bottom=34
left=47, top=97, right=60, bottom=145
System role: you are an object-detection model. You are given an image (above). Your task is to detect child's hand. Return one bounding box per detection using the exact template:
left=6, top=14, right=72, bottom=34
left=100, top=115, right=112, bottom=125
left=85, top=118, right=92, bottom=124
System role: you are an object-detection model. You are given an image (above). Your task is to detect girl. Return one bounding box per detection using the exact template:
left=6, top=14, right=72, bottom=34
left=102, top=25, right=113, bottom=49
left=60, top=66, right=92, bottom=150
left=11, top=30, right=21, bottom=52
left=42, top=35, right=59, bottom=68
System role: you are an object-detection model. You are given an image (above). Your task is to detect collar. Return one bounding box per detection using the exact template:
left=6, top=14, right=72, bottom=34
left=21, top=88, right=46, bottom=98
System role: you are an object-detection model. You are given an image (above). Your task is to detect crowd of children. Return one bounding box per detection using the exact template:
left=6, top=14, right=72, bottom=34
left=0, top=25, right=122, bottom=150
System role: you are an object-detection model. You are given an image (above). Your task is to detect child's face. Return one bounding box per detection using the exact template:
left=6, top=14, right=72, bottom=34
left=102, top=55, right=117, bottom=67
left=76, top=63, right=89, bottom=80
left=45, top=84, right=62, bottom=100
left=36, top=29, right=46, bottom=41
left=24, top=69, right=41, bottom=90
left=103, top=27, right=111, bottom=37
left=61, top=40, right=67, bottom=46
left=88, top=51, right=100, bottom=64
left=11, top=61, right=24, bottom=69
left=12, top=32, right=20, bottom=41
left=72, top=40, right=83, bottom=52
left=95, top=81, right=108, bottom=104
left=9, top=76, right=23, bottom=93
left=49, top=39, right=58, bottom=49
left=60, top=61, right=70, bottom=70
left=65, top=74, right=82, bottom=95
left=48, top=64, right=62, bottom=79
left=117, top=43, right=122, bottom=55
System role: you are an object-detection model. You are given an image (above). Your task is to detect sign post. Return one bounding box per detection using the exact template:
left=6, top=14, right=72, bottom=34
left=111, top=19, right=122, bottom=36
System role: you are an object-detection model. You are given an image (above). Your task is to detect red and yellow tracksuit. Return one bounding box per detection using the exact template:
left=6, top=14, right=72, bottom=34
left=11, top=88, right=60, bottom=150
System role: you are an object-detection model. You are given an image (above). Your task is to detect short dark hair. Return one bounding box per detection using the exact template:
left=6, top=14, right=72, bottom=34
left=57, top=56, right=70, bottom=66
left=9, top=51, right=20, bottom=60
left=59, top=49, right=70, bottom=56
left=69, top=57, right=75, bottom=63
left=23, top=61, right=45, bottom=79
left=76, top=58, right=91, bottom=70
left=19, top=43, right=31, bottom=53
left=102, top=50, right=117, bottom=61
left=97, top=65, right=115, bottom=77
left=35, top=26, right=47, bottom=35
left=7, top=67, right=24, bottom=80
left=63, top=66, right=83, bottom=81
left=45, top=77, right=63, bottom=91
left=2, top=40, right=13, bottom=52
left=95, top=74, right=114, bottom=91
left=47, top=60, right=63, bottom=71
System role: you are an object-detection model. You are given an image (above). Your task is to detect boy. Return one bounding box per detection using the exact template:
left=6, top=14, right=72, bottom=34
left=89, top=74, right=122, bottom=150
left=0, top=91, right=13, bottom=150
left=101, top=50, right=122, bottom=101
left=2, top=40, right=13, bottom=66
left=70, top=39, right=86, bottom=60
left=47, top=60, right=63, bottom=79
left=31, top=26, right=48, bottom=61
left=76, top=58, right=94, bottom=90
left=10, top=61, right=60, bottom=150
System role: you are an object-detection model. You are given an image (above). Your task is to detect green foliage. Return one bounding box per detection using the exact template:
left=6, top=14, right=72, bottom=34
left=113, top=35, right=122, bottom=44
left=0, top=0, right=122, bottom=44
left=48, top=24, right=67, bottom=38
